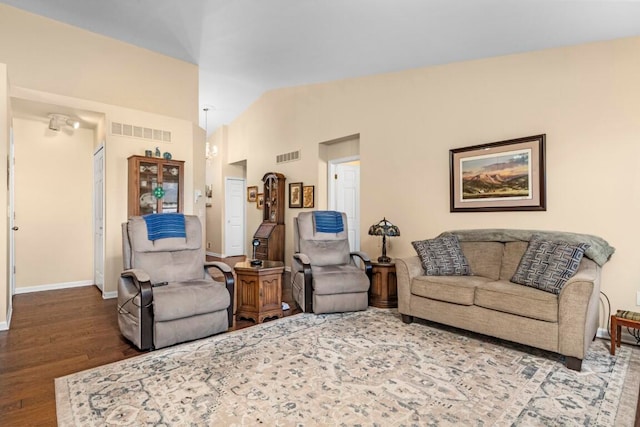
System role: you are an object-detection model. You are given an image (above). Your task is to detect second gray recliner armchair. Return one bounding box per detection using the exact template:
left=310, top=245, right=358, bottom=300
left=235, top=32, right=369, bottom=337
left=292, top=211, right=372, bottom=314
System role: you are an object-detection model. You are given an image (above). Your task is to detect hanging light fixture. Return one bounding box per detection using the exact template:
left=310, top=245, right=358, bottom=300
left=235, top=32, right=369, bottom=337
left=204, top=107, right=218, bottom=159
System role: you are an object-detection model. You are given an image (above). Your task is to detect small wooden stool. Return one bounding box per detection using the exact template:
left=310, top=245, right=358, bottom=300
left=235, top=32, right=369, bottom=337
left=611, top=310, right=640, bottom=355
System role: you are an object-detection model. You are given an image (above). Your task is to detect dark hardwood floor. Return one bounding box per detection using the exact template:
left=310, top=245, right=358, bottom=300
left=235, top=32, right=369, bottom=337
left=0, top=255, right=298, bottom=426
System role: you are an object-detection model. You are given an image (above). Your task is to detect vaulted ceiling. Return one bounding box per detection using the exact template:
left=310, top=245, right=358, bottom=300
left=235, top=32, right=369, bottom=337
left=3, top=0, right=640, bottom=133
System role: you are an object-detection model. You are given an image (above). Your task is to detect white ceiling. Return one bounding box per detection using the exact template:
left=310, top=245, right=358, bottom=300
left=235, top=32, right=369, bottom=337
left=3, top=0, right=640, bottom=134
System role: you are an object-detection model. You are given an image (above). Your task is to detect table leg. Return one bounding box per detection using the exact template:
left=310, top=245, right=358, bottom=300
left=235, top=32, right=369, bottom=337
left=617, top=324, right=622, bottom=348
left=611, top=315, right=616, bottom=355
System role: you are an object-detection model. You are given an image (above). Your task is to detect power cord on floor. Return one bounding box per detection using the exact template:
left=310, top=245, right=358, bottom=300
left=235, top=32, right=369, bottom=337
left=117, top=288, right=153, bottom=315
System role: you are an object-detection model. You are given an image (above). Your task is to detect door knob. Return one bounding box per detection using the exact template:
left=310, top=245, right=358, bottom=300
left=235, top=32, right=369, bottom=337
left=12, top=226, right=18, bottom=231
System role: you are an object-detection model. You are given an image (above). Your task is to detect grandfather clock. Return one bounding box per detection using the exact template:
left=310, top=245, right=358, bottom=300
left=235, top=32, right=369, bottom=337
left=252, top=172, right=285, bottom=261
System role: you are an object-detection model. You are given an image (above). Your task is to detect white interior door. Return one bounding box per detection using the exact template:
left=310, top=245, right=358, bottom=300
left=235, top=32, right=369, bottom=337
left=8, top=126, right=16, bottom=312
left=224, top=177, right=246, bottom=256
left=330, top=159, right=360, bottom=251
left=93, top=146, right=105, bottom=292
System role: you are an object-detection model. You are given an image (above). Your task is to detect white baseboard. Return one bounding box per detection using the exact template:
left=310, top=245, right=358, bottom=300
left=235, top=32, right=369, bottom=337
left=0, top=306, right=12, bottom=331
left=102, top=290, right=117, bottom=299
left=14, top=280, right=93, bottom=294
left=206, top=251, right=225, bottom=258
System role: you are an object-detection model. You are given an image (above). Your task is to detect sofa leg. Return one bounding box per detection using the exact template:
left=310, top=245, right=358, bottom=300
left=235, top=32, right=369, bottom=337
left=401, top=314, right=414, bottom=324
left=566, top=356, right=582, bottom=371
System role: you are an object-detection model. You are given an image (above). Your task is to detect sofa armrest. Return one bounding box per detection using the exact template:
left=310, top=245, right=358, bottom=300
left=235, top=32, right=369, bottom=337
left=558, top=259, right=601, bottom=359
left=395, top=256, right=424, bottom=315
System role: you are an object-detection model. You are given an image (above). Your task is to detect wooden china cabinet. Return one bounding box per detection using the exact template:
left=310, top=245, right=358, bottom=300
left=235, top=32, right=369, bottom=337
left=252, top=172, right=285, bottom=261
left=127, top=155, right=185, bottom=217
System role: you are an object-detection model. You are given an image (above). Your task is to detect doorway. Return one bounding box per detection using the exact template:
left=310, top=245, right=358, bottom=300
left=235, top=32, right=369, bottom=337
left=329, top=158, right=361, bottom=252
left=224, top=177, right=246, bottom=256
left=93, top=146, right=105, bottom=293
left=11, top=102, right=95, bottom=295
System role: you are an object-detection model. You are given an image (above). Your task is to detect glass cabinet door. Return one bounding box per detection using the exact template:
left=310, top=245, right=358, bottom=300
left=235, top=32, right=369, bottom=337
left=139, top=161, right=159, bottom=215
left=162, top=164, right=180, bottom=213
left=128, top=155, right=184, bottom=217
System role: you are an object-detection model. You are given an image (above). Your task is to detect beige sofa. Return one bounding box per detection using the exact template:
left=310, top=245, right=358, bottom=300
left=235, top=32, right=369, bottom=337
left=396, top=230, right=614, bottom=371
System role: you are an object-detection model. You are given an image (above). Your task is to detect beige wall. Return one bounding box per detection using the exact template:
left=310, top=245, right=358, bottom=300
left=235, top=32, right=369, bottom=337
left=219, top=36, right=640, bottom=323
left=13, top=118, right=93, bottom=288
left=0, top=4, right=198, bottom=124
left=0, top=4, right=200, bottom=327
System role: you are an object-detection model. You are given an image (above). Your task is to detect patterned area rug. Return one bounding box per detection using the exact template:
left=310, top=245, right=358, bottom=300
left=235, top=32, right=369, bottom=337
left=55, top=309, right=640, bottom=426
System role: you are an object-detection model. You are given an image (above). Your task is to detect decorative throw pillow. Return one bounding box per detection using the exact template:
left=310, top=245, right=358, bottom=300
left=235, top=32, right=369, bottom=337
left=511, top=235, right=590, bottom=294
left=412, top=235, right=472, bottom=276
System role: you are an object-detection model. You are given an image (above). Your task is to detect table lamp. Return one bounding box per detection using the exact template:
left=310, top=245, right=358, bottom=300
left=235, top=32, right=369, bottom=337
left=368, top=217, right=400, bottom=263
left=250, top=239, right=262, bottom=266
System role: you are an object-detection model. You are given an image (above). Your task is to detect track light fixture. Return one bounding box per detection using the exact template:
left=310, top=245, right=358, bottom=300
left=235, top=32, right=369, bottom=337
left=48, top=114, right=80, bottom=132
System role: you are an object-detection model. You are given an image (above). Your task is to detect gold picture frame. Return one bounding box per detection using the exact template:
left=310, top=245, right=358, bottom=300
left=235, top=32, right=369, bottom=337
left=247, top=186, right=258, bottom=202
left=256, top=193, right=264, bottom=209
left=449, top=134, right=546, bottom=212
left=303, top=185, right=315, bottom=208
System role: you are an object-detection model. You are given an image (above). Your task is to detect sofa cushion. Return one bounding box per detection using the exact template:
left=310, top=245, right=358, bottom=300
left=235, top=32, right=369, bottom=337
left=499, top=241, right=529, bottom=280
left=412, top=235, right=472, bottom=276
left=475, top=280, right=558, bottom=322
left=460, top=241, right=503, bottom=281
left=511, top=236, right=590, bottom=294
left=411, top=275, right=491, bottom=305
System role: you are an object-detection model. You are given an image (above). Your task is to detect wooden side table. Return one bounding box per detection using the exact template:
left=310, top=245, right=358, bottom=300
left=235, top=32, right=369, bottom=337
left=611, top=310, right=640, bottom=355
left=369, top=261, right=397, bottom=308
left=235, top=260, right=284, bottom=323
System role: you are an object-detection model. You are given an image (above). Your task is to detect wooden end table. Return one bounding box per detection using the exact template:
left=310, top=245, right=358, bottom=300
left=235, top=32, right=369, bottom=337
left=369, top=261, right=397, bottom=308
left=611, top=312, right=640, bottom=355
left=235, top=260, right=284, bottom=324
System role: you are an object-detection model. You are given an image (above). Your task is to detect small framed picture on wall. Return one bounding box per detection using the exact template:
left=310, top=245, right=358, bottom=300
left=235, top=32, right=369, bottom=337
left=247, top=186, right=258, bottom=202
left=303, top=185, right=315, bottom=208
left=289, top=182, right=303, bottom=208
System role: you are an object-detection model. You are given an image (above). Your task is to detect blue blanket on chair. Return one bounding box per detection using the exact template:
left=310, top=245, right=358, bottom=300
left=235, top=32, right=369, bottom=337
left=313, top=211, right=344, bottom=233
left=143, top=213, right=186, bottom=241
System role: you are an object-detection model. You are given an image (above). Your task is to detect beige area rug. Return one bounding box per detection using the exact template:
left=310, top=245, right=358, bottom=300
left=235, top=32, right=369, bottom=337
left=56, top=309, right=640, bottom=426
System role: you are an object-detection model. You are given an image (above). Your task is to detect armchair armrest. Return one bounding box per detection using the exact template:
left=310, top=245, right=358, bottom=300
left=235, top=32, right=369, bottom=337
left=204, top=261, right=235, bottom=328
left=121, top=268, right=154, bottom=350
left=293, top=253, right=311, bottom=266
left=121, top=268, right=151, bottom=284
left=350, top=251, right=373, bottom=283
left=293, top=253, right=313, bottom=313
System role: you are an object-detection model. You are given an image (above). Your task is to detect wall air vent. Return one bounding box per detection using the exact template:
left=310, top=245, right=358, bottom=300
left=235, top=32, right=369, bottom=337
left=276, top=149, right=301, bottom=164
left=110, top=121, right=172, bottom=143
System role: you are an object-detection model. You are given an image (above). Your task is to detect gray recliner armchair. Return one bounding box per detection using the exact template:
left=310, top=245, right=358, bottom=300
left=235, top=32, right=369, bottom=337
left=117, top=215, right=234, bottom=350
left=292, top=211, right=372, bottom=314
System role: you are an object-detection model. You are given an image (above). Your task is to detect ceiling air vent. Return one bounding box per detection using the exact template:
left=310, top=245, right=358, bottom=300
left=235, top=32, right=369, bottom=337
left=110, top=121, right=172, bottom=143
left=276, top=149, right=301, bottom=164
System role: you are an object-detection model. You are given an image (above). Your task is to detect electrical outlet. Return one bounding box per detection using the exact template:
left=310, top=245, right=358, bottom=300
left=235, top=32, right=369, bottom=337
left=636, top=291, right=640, bottom=306
left=207, top=242, right=211, bottom=249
